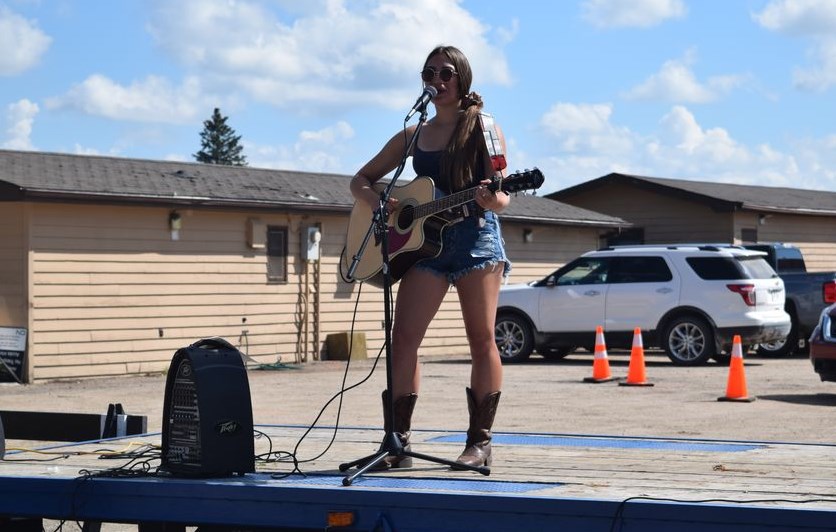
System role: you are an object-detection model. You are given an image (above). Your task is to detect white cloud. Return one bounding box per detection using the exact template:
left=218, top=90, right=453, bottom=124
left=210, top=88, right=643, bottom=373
left=45, top=74, right=216, bottom=124
left=144, top=0, right=512, bottom=111
left=2, top=99, right=39, bottom=150
left=536, top=102, right=825, bottom=192
left=792, top=38, right=836, bottom=91
left=540, top=102, right=634, bottom=154
left=72, top=144, right=103, bottom=156
left=657, top=106, right=751, bottom=164
left=248, top=120, right=356, bottom=172
left=0, top=5, right=51, bottom=76
left=753, top=0, right=836, bottom=36
left=753, top=0, right=836, bottom=91
left=789, top=134, right=836, bottom=183
left=581, top=0, right=686, bottom=29
left=623, top=50, right=747, bottom=103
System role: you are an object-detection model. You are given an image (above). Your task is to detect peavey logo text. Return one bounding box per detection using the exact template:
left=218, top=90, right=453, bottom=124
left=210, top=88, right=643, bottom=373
left=215, top=420, right=241, bottom=436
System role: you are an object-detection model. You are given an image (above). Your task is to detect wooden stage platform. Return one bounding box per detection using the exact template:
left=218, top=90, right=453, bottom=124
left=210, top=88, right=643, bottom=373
left=1, top=425, right=835, bottom=531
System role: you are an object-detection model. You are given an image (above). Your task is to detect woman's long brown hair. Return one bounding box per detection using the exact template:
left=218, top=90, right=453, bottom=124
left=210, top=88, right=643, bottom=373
left=424, top=45, right=487, bottom=192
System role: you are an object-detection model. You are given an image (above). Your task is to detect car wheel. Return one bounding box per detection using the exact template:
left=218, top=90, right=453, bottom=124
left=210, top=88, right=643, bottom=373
left=495, top=313, right=534, bottom=363
left=541, top=346, right=574, bottom=361
left=663, top=316, right=716, bottom=366
left=756, top=323, right=798, bottom=357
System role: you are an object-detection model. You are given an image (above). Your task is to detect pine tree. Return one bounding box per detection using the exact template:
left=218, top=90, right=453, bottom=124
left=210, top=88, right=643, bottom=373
left=193, top=108, right=248, bottom=166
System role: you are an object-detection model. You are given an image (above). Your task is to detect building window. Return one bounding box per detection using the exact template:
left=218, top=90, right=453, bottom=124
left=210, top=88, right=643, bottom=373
left=603, top=228, right=644, bottom=248
left=741, top=228, right=758, bottom=243
left=267, top=226, right=288, bottom=283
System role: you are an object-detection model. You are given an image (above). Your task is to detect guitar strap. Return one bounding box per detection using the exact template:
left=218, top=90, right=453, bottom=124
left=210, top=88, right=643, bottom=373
left=479, top=112, right=507, bottom=177
left=447, top=112, right=506, bottom=227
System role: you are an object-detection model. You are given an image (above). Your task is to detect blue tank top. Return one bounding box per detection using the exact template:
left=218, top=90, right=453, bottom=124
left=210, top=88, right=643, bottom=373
left=412, top=145, right=449, bottom=193
left=412, top=144, right=485, bottom=195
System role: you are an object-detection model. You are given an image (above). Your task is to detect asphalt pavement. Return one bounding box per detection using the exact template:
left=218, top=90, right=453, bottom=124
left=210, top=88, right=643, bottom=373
left=3, top=349, right=835, bottom=445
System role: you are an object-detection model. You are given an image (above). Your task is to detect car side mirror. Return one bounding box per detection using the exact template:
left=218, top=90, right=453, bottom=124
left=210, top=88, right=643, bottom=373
left=546, top=275, right=556, bottom=287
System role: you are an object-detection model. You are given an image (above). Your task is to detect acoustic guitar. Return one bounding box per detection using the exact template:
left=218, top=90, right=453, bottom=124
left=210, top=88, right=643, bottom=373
left=343, top=168, right=544, bottom=286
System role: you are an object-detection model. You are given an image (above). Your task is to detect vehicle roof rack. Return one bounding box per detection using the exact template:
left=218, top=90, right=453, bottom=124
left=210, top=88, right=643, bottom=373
left=601, top=243, right=743, bottom=252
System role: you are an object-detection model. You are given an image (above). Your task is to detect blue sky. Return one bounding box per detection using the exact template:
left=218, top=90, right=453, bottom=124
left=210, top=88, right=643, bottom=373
left=2, top=0, right=835, bottom=195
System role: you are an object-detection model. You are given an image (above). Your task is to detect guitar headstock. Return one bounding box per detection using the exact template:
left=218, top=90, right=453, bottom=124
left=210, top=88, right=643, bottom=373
left=489, top=168, right=544, bottom=194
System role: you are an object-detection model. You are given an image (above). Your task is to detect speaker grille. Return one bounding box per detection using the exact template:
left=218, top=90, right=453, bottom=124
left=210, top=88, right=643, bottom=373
left=164, top=358, right=202, bottom=466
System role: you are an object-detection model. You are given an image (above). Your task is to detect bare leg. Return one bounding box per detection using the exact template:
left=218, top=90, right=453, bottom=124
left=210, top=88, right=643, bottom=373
left=389, top=267, right=450, bottom=398
left=454, top=264, right=505, bottom=401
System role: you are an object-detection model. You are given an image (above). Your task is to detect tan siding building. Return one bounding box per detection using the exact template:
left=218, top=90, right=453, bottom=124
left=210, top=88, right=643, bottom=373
left=549, top=173, right=836, bottom=271
left=0, top=204, right=27, bottom=329
left=0, top=150, right=625, bottom=381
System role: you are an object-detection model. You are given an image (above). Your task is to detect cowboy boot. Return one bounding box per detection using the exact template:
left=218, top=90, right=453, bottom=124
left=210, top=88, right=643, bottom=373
left=454, top=387, right=501, bottom=469
left=366, top=390, right=417, bottom=470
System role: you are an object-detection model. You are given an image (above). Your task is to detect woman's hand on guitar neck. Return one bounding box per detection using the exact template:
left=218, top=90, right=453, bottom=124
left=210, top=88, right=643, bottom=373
left=475, top=178, right=509, bottom=212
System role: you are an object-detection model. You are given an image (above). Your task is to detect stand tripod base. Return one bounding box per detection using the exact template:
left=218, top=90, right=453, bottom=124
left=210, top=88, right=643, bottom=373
left=339, top=433, right=490, bottom=486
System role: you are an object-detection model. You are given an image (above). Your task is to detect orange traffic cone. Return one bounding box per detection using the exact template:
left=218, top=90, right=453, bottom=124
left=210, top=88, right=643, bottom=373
left=583, top=326, right=617, bottom=383
left=620, top=328, right=654, bottom=387
left=718, top=335, right=756, bottom=402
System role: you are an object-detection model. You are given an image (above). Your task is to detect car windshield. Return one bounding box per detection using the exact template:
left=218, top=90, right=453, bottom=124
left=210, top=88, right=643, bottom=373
left=553, top=257, right=610, bottom=285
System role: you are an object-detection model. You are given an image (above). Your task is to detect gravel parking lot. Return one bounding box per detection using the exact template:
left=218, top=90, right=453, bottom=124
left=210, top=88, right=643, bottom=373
left=3, top=349, right=835, bottom=445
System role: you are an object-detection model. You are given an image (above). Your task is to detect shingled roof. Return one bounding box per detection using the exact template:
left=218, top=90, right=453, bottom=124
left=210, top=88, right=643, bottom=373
left=549, top=172, right=836, bottom=216
left=0, top=149, right=626, bottom=228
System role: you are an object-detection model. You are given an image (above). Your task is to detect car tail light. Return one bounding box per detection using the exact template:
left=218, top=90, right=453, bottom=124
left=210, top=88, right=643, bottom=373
left=823, top=281, right=836, bottom=304
left=727, top=284, right=756, bottom=306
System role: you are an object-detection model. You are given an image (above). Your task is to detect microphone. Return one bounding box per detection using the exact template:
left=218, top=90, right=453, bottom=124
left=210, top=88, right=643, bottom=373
left=405, top=86, right=437, bottom=121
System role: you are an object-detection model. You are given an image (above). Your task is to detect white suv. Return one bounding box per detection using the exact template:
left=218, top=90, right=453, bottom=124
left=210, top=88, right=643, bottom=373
left=495, top=245, right=791, bottom=365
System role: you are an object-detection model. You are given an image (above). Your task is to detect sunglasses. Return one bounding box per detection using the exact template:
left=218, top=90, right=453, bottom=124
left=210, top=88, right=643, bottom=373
left=421, top=66, right=458, bottom=83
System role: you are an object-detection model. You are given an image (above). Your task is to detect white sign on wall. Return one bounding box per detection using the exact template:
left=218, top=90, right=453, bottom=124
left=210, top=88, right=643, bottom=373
left=0, top=327, right=27, bottom=383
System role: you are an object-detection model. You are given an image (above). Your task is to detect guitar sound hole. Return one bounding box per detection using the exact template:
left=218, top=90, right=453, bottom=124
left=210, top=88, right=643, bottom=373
left=397, top=206, right=415, bottom=231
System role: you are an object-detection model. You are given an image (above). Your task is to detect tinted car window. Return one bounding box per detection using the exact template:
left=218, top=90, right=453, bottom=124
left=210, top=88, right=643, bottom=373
left=776, top=257, right=805, bottom=272
left=738, top=256, right=779, bottom=279
left=686, top=257, right=745, bottom=280
left=609, top=256, right=672, bottom=283
left=686, top=256, right=777, bottom=280
left=555, top=257, right=611, bottom=285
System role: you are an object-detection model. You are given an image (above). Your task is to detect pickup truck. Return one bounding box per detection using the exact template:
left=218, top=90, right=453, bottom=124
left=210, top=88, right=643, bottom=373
left=743, top=243, right=836, bottom=356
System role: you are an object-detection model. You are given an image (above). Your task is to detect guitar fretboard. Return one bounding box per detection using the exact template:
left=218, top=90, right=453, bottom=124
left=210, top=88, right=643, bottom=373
left=413, top=187, right=479, bottom=219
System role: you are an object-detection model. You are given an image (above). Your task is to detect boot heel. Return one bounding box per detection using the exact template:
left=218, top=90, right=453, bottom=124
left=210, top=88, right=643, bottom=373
left=454, top=387, right=501, bottom=469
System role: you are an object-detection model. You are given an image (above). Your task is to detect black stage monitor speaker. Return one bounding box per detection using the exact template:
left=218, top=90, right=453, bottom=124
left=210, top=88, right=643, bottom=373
left=161, top=338, right=254, bottom=477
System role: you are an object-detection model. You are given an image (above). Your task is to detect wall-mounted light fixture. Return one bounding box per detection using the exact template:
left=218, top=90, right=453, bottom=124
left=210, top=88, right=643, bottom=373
left=169, top=210, right=182, bottom=240
left=758, top=214, right=773, bottom=226
left=523, top=228, right=534, bottom=244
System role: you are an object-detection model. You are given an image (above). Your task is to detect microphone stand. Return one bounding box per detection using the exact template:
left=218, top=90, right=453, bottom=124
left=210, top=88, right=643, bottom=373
left=339, top=104, right=490, bottom=486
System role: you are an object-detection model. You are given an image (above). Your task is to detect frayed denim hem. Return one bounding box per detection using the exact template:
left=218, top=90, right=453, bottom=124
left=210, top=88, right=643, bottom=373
left=413, top=259, right=511, bottom=285
left=449, top=260, right=511, bottom=285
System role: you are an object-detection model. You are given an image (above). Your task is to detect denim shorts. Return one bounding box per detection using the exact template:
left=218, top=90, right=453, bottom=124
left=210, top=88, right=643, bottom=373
left=414, top=210, right=511, bottom=284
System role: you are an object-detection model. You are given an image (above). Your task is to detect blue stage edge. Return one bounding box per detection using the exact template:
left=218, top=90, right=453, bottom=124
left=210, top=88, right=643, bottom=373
left=1, top=426, right=834, bottom=531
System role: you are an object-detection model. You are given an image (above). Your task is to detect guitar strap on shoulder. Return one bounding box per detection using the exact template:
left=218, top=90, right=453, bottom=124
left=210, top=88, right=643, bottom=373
left=479, top=112, right=507, bottom=176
